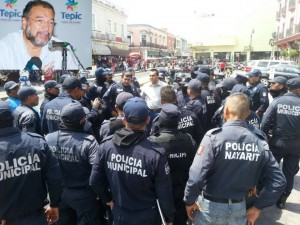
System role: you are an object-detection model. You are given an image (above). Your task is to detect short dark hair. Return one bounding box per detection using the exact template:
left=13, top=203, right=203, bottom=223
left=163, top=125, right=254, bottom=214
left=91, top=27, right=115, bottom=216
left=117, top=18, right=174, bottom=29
left=121, top=71, right=132, bottom=78
left=22, top=0, right=55, bottom=18
left=160, top=86, right=176, bottom=104
left=150, top=69, right=159, bottom=76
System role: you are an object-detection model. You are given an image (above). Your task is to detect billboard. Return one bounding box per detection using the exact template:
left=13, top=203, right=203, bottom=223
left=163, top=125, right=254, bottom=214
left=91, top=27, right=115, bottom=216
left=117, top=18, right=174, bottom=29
left=0, top=0, right=92, bottom=70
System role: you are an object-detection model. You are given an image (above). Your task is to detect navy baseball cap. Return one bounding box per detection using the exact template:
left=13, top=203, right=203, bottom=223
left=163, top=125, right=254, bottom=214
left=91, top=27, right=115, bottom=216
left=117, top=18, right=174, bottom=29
left=199, top=67, right=211, bottom=75
left=123, top=97, right=148, bottom=124
left=216, top=77, right=237, bottom=90
left=44, top=80, right=61, bottom=90
left=95, top=67, right=106, bottom=77
left=248, top=69, right=262, bottom=77
left=159, top=103, right=180, bottom=125
left=116, top=92, right=134, bottom=108
left=235, top=73, right=248, bottom=84
left=62, top=77, right=82, bottom=90
left=4, top=81, right=18, bottom=91
left=187, top=79, right=202, bottom=92
left=59, top=74, right=70, bottom=84
left=17, top=87, right=37, bottom=100
left=0, top=101, right=13, bottom=120
left=269, top=76, right=287, bottom=85
left=230, top=84, right=251, bottom=97
left=61, top=103, right=85, bottom=124
left=287, top=77, right=300, bottom=90
left=196, top=72, right=210, bottom=83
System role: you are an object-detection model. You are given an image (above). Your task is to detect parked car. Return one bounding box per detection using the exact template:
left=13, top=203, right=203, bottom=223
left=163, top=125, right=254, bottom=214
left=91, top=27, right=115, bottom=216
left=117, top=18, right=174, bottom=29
left=245, top=59, right=296, bottom=73
left=263, top=64, right=300, bottom=86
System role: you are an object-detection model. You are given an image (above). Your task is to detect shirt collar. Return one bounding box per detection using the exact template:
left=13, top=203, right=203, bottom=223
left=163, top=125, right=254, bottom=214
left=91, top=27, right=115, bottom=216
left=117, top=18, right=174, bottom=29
left=223, top=120, right=248, bottom=128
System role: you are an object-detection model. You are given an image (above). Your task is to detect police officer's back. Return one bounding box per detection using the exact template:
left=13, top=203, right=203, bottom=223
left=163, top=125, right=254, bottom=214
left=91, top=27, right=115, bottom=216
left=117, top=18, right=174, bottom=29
left=184, top=93, right=286, bottom=224
left=90, top=97, right=174, bottom=225
left=0, top=101, right=62, bottom=225
left=247, top=69, right=269, bottom=117
left=261, top=77, right=300, bottom=209
left=13, top=87, right=42, bottom=135
left=186, top=79, right=208, bottom=132
left=150, top=104, right=197, bottom=225
left=41, top=77, right=83, bottom=135
left=45, top=103, right=101, bottom=225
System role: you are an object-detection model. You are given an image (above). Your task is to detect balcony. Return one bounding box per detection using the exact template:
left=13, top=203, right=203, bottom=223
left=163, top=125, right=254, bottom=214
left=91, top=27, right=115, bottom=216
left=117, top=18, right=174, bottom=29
left=281, top=7, right=286, bottom=17
left=92, top=30, right=102, bottom=39
left=139, top=41, right=167, bottom=49
left=289, top=0, right=296, bottom=11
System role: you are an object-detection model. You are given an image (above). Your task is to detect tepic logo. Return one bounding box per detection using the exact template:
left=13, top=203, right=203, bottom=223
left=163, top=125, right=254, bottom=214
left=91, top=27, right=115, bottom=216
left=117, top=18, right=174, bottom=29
left=4, top=0, right=17, bottom=8
left=66, top=0, right=78, bottom=11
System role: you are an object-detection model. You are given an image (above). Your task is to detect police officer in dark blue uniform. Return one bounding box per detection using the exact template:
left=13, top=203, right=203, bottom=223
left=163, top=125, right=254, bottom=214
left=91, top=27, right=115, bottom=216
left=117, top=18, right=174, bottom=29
left=99, top=92, right=133, bottom=142
left=247, top=69, right=269, bottom=117
left=41, top=77, right=83, bottom=135
left=150, top=104, right=197, bottom=225
left=196, top=72, right=219, bottom=129
left=40, top=80, right=61, bottom=117
left=269, top=76, right=287, bottom=100
left=102, top=71, right=140, bottom=118
left=261, top=77, right=300, bottom=209
left=186, top=79, right=208, bottom=132
left=45, top=103, right=101, bottom=225
left=184, top=93, right=286, bottom=225
left=90, top=97, right=174, bottom=225
left=150, top=86, right=204, bottom=145
left=87, top=67, right=109, bottom=101
left=176, top=77, right=191, bottom=108
left=0, top=101, right=62, bottom=225
left=13, top=87, right=42, bottom=135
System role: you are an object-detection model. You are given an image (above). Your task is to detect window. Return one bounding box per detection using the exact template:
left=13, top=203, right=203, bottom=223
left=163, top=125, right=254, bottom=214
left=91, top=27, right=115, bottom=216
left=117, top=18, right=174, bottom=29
left=107, top=20, right=112, bottom=33
left=141, top=34, right=147, bottom=46
left=114, top=22, right=117, bottom=33
left=121, top=24, right=124, bottom=37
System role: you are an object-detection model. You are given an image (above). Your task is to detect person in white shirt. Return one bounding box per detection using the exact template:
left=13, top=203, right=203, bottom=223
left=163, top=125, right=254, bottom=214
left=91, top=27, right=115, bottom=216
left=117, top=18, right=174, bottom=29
left=0, top=0, right=78, bottom=70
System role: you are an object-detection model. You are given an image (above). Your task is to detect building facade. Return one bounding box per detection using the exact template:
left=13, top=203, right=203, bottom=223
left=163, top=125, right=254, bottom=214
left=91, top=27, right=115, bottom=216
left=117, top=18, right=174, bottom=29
left=127, top=24, right=189, bottom=60
left=189, top=0, right=278, bottom=63
left=92, top=0, right=130, bottom=69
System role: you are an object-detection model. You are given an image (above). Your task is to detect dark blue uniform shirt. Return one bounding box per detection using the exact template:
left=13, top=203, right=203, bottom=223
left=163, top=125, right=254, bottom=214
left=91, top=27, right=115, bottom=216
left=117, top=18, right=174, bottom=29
left=186, top=96, right=208, bottom=132
left=248, top=82, right=269, bottom=112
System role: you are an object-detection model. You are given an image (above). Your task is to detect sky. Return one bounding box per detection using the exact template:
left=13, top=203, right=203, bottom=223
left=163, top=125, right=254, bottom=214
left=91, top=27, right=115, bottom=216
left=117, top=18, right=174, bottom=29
left=110, top=0, right=253, bottom=42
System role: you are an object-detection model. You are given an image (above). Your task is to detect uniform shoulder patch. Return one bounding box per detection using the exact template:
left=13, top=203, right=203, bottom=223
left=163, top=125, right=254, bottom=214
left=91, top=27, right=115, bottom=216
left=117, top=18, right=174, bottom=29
left=83, top=134, right=95, bottom=142
left=206, top=127, right=222, bottom=136
left=100, top=134, right=114, bottom=144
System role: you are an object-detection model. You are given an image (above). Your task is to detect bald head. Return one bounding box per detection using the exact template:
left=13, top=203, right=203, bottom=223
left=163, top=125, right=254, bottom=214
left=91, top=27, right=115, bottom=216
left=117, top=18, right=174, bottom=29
left=224, top=93, right=250, bottom=121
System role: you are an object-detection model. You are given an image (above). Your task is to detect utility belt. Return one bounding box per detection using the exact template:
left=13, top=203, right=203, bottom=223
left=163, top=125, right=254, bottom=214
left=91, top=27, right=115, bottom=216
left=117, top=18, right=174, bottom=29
left=273, top=135, right=300, bottom=140
left=202, top=192, right=244, bottom=204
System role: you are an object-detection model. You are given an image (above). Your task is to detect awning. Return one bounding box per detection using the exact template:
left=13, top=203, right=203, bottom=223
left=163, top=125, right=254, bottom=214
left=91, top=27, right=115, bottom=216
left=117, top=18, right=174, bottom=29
left=108, top=46, right=130, bottom=57
left=93, top=44, right=111, bottom=55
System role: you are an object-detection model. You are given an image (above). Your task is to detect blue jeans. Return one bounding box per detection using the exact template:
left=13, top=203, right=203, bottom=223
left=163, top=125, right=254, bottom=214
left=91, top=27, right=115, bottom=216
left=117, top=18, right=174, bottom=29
left=194, top=195, right=247, bottom=225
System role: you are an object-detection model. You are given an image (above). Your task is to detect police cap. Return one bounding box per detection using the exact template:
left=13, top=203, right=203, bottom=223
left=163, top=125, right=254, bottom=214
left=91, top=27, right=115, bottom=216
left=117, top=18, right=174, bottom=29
left=59, top=74, right=70, bottom=84
left=269, top=76, right=287, bottom=85
left=123, top=97, right=148, bottom=124
left=230, top=84, right=251, bottom=97
left=216, top=77, right=237, bottom=91
left=17, top=87, right=37, bottom=100
left=187, top=79, right=202, bottom=92
left=159, top=103, right=180, bottom=126
left=4, top=81, right=18, bottom=92
left=95, top=67, right=106, bottom=77
left=62, top=77, right=82, bottom=90
left=196, top=72, right=210, bottom=83
left=116, top=92, right=134, bottom=108
left=44, top=80, right=61, bottom=90
left=199, top=67, right=211, bottom=75
left=61, top=103, right=85, bottom=124
left=248, top=69, right=262, bottom=77
left=0, top=101, right=13, bottom=121
left=235, top=73, right=248, bottom=84
left=286, top=77, right=300, bottom=90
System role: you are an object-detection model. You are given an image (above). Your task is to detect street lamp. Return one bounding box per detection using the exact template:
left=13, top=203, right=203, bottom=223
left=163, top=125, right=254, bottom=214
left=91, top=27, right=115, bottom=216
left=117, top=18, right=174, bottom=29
left=249, top=29, right=255, bottom=60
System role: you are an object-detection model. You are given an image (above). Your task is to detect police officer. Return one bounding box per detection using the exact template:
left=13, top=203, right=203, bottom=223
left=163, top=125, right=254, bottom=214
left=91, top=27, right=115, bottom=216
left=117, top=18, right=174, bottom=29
left=40, top=80, right=61, bottom=117
left=90, top=97, right=174, bottom=225
left=126, top=67, right=141, bottom=90
left=247, top=69, right=269, bottom=117
left=86, top=67, right=108, bottom=103
left=0, top=101, right=62, bottom=225
left=99, top=92, right=133, bottom=142
left=105, top=68, right=117, bottom=88
left=150, top=103, right=197, bottom=225
left=45, top=103, right=101, bottom=225
left=103, top=71, right=140, bottom=118
left=176, top=77, right=191, bottom=108
left=268, top=76, right=287, bottom=101
left=13, top=87, right=42, bottom=135
left=196, top=72, right=219, bottom=128
left=151, top=86, right=204, bottom=145
left=4, top=81, right=20, bottom=112
left=186, top=79, right=208, bottom=132
left=184, top=93, right=286, bottom=225
left=41, top=76, right=82, bottom=135
left=261, top=77, right=300, bottom=209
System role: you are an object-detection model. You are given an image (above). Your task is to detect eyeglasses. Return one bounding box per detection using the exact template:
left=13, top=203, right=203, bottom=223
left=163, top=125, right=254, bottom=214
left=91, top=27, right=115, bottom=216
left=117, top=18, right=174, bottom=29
left=28, top=17, right=56, bottom=27
left=149, top=75, right=157, bottom=77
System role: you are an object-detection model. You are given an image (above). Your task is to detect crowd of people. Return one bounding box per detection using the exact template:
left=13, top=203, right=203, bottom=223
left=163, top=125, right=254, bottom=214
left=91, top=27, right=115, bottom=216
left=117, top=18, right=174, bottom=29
left=1, top=61, right=300, bottom=225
